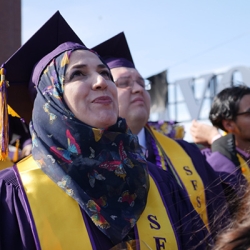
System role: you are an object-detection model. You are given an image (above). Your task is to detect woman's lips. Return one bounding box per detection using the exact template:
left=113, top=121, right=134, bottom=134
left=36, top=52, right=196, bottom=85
left=93, top=96, right=112, bottom=104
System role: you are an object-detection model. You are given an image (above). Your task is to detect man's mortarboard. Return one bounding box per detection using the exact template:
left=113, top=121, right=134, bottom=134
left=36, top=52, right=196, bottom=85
left=3, top=11, right=84, bottom=123
left=92, top=32, right=135, bottom=69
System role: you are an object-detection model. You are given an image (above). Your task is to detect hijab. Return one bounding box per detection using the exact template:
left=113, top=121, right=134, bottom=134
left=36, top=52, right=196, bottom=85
left=30, top=42, right=149, bottom=244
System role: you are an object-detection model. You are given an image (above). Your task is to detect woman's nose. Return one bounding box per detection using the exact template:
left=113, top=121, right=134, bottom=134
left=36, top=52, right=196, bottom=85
left=92, top=74, right=108, bottom=90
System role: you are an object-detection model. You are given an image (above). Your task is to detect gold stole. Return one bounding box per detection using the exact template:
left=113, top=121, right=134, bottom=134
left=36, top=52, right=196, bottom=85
left=237, top=153, right=250, bottom=183
left=150, top=129, right=209, bottom=230
left=17, top=156, right=178, bottom=250
left=0, top=157, right=13, bottom=170
left=136, top=174, right=179, bottom=249
left=17, top=155, right=91, bottom=250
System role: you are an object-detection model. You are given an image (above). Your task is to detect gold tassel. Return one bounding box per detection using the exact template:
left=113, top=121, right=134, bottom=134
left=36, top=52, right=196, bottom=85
left=0, top=68, right=8, bottom=160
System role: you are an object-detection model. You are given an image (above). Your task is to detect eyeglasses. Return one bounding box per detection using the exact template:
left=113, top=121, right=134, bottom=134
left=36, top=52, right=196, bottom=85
left=114, top=76, right=151, bottom=90
left=236, top=110, right=250, bottom=116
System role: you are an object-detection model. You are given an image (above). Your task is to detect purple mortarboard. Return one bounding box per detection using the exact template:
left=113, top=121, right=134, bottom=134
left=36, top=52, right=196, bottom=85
left=3, top=11, right=84, bottom=123
left=92, top=32, right=135, bottom=69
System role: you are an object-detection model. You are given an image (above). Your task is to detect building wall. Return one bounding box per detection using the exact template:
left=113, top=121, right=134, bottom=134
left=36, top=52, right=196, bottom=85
left=0, top=0, right=21, bottom=65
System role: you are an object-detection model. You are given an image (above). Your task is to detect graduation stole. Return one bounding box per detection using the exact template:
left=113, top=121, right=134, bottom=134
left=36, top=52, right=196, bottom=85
left=17, top=155, right=178, bottom=250
left=237, top=153, right=250, bottom=183
left=147, top=127, right=209, bottom=230
left=0, top=157, right=13, bottom=170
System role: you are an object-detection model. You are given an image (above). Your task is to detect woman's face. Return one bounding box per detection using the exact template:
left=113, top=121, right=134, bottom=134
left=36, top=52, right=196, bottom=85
left=63, top=50, right=118, bottom=128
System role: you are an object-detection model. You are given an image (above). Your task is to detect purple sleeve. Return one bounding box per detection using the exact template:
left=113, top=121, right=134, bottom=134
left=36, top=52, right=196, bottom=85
left=206, top=151, right=238, bottom=175
left=202, top=134, right=243, bottom=185
left=205, top=149, right=245, bottom=191
left=0, top=168, right=36, bottom=250
left=201, top=146, right=246, bottom=216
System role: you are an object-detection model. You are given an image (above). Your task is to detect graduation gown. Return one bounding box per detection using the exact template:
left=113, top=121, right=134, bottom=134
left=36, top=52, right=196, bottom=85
left=202, top=134, right=248, bottom=213
left=0, top=160, right=210, bottom=250
left=144, top=128, right=229, bottom=237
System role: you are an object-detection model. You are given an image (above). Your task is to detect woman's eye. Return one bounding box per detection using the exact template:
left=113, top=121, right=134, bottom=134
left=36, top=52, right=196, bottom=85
left=100, top=70, right=111, bottom=80
left=70, top=70, right=85, bottom=80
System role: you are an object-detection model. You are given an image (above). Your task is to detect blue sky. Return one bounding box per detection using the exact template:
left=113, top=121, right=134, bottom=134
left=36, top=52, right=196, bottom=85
left=22, top=0, right=250, bottom=83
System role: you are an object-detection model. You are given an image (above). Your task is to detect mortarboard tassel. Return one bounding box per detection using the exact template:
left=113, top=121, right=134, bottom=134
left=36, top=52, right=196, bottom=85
left=0, top=67, right=9, bottom=160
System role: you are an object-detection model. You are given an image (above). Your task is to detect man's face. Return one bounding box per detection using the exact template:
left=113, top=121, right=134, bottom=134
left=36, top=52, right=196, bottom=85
left=111, top=67, right=151, bottom=132
left=228, top=94, right=250, bottom=141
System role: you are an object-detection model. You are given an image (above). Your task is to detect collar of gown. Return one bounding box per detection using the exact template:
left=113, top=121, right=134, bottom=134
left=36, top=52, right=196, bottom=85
left=137, top=128, right=147, bottom=153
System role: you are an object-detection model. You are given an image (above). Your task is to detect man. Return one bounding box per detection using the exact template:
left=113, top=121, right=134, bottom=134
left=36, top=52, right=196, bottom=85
left=191, top=86, right=250, bottom=196
left=92, top=32, right=229, bottom=236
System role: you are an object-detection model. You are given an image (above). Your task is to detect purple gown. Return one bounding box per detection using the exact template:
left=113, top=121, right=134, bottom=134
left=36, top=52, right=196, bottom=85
left=201, top=134, right=248, bottom=214
left=0, top=161, right=210, bottom=250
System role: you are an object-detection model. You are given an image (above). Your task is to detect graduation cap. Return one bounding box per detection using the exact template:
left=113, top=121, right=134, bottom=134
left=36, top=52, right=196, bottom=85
left=92, top=32, right=135, bottom=69
left=3, top=11, right=84, bottom=124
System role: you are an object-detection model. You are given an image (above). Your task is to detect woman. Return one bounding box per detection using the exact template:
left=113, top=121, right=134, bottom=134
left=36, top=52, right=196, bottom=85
left=0, top=42, right=209, bottom=249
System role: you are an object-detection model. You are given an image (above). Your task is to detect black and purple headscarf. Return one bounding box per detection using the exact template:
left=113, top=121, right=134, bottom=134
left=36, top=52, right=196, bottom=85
left=29, top=42, right=149, bottom=244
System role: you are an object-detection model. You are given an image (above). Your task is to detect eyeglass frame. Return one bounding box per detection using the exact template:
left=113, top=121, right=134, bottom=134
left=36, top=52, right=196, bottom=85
left=236, top=110, right=250, bottom=116
left=114, top=76, right=151, bottom=90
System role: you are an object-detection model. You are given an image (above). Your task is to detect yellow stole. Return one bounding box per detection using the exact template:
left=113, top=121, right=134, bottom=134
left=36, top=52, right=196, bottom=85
left=17, top=155, right=178, bottom=250
left=237, top=153, right=250, bottom=183
left=0, top=157, right=13, bottom=170
left=149, top=128, right=209, bottom=230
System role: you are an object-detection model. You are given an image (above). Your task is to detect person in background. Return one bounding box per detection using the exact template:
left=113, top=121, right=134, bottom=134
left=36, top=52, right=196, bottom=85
left=0, top=12, right=210, bottom=250
left=92, top=32, right=229, bottom=238
left=146, top=120, right=185, bottom=140
left=8, top=113, right=31, bottom=160
left=190, top=85, right=250, bottom=213
left=0, top=110, right=31, bottom=171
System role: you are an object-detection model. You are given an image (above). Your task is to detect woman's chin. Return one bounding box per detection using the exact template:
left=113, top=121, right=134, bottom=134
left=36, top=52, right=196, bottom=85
left=100, top=119, right=118, bottom=128
left=90, top=115, right=118, bottom=129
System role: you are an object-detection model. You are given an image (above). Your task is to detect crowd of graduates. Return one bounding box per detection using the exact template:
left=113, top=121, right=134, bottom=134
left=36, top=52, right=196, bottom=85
left=0, top=11, right=250, bottom=250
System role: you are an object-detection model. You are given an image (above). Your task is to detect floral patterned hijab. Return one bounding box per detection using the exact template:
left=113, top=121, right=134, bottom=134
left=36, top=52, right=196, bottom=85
left=30, top=42, right=149, bottom=244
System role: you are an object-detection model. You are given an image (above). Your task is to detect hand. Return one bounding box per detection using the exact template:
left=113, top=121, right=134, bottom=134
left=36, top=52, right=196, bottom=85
left=190, top=120, right=220, bottom=146
left=21, top=144, right=32, bottom=158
